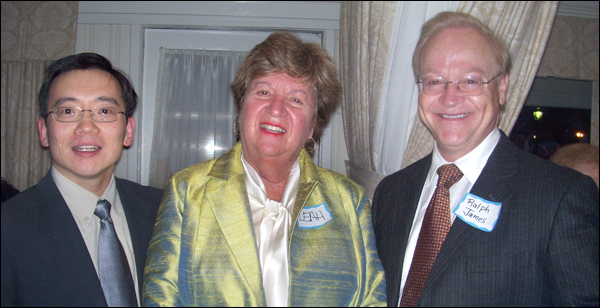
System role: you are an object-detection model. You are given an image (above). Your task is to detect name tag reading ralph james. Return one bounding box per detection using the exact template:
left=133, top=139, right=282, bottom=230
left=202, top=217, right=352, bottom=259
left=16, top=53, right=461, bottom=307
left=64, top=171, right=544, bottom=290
left=453, top=193, right=501, bottom=232
left=298, top=203, right=333, bottom=229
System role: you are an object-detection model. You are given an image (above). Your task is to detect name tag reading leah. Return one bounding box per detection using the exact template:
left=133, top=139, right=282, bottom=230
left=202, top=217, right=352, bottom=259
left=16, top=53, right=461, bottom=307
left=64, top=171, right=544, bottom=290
left=453, top=193, right=501, bottom=232
left=298, top=203, right=333, bottom=229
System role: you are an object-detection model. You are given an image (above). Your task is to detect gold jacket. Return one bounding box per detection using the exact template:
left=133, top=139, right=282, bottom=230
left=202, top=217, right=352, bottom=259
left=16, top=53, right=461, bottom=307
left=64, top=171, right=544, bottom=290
left=143, top=143, right=386, bottom=306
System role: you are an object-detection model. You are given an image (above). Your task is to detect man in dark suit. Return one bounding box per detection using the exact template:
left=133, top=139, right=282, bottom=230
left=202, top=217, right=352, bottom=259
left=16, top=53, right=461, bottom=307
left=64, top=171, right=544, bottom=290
left=1, top=53, right=163, bottom=306
left=372, top=12, right=599, bottom=307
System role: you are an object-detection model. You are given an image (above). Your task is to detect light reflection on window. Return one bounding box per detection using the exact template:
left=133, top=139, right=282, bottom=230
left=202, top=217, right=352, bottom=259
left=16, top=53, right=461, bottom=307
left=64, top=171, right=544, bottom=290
left=205, top=142, right=223, bottom=154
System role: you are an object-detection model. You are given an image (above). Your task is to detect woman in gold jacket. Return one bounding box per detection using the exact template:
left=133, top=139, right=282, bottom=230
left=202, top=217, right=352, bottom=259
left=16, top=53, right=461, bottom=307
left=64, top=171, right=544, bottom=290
left=143, top=32, right=386, bottom=307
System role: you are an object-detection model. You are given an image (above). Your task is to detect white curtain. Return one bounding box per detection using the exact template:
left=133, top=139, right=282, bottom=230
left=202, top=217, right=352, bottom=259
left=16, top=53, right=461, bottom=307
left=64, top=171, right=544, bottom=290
left=148, top=49, right=247, bottom=188
left=340, top=1, right=458, bottom=197
left=375, top=1, right=458, bottom=175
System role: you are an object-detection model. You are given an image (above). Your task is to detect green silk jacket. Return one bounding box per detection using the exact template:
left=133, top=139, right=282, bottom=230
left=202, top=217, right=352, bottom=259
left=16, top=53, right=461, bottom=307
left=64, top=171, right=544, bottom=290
left=143, top=143, right=386, bottom=306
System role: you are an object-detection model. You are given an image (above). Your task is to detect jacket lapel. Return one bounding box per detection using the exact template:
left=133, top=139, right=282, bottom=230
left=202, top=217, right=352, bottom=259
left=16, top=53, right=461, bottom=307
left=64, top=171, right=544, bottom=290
left=35, top=171, right=107, bottom=306
left=389, top=155, right=431, bottom=305
left=204, top=144, right=265, bottom=306
left=290, top=150, right=320, bottom=230
left=422, top=132, right=517, bottom=296
left=116, top=179, right=157, bottom=294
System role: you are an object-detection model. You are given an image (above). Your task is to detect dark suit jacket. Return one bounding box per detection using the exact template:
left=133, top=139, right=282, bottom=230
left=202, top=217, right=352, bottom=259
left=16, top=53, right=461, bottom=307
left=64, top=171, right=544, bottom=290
left=1, top=171, right=163, bottom=307
left=372, top=132, right=599, bottom=306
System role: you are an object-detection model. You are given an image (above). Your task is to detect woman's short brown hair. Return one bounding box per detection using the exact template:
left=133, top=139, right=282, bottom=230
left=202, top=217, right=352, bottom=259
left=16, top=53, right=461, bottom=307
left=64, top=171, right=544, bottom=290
left=231, top=31, right=341, bottom=142
left=412, top=12, right=511, bottom=81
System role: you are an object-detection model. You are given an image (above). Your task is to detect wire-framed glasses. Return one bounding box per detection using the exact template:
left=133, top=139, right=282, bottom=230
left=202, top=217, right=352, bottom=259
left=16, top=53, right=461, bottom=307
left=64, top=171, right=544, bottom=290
left=48, top=106, right=125, bottom=123
left=417, top=73, right=502, bottom=96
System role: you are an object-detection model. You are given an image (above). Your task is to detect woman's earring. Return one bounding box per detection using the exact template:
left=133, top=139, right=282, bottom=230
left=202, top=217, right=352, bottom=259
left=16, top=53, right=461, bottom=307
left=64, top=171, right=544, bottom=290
left=304, top=137, right=316, bottom=153
left=233, top=121, right=240, bottom=136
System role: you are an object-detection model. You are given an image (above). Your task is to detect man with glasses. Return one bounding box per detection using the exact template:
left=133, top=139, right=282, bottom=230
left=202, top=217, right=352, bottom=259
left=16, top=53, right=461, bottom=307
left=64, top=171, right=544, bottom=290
left=372, top=12, right=598, bottom=306
left=1, top=53, right=163, bottom=306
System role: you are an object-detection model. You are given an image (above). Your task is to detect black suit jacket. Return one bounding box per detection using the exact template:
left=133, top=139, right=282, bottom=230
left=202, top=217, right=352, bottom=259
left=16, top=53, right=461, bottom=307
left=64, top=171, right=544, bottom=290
left=372, top=132, right=599, bottom=306
left=1, top=171, right=163, bottom=307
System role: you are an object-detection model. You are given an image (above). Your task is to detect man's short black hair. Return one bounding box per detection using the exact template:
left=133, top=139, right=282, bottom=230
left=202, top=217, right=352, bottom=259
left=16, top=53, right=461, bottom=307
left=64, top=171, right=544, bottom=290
left=38, top=52, right=138, bottom=120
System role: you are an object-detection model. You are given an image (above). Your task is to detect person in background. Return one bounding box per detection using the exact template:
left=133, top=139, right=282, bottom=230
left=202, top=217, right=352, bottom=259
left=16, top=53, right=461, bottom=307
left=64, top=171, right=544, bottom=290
left=550, top=143, right=599, bottom=188
left=143, top=32, right=386, bottom=307
left=1, top=53, right=163, bottom=307
left=1, top=178, right=20, bottom=203
left=372, top=12, right=598, bottom=307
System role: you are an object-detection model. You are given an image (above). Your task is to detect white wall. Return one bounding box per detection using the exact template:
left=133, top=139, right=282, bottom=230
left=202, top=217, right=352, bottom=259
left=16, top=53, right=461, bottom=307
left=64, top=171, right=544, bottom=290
left=75, top=1, right=348, bottom=184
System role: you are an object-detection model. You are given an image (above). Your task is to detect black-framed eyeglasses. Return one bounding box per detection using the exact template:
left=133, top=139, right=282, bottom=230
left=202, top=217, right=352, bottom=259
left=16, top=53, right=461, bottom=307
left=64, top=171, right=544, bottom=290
left=417, top=73, right=502, bottom=96
left=48, top=106, right=125, bottom=123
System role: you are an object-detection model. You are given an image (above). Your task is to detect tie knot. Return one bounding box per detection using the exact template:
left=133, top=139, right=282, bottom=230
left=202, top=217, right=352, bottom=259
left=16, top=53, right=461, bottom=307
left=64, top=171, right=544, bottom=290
left=94, top=199, right=112, bottom=220
left=436, top=164, right=463, bottom=189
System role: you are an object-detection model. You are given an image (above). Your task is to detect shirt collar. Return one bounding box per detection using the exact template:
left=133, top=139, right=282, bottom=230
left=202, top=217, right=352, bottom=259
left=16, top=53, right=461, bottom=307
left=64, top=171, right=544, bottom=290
left=426, top=128, right=500, bottom=187
left=52, top=166, right=118, bottom=218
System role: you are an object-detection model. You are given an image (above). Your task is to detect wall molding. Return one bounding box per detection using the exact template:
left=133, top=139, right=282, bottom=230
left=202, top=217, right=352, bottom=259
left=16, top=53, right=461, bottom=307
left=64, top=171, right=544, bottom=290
left=557, top=1, right=599, bottom=19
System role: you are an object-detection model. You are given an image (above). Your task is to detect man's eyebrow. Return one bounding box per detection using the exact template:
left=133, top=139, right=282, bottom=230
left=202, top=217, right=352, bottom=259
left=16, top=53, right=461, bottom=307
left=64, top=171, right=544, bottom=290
left=421, top=68, right=486, bottom=76
left=52, top=96, right=119, bottom=107
left=96, top=96, right=119, bottom=106
left=52, top=97, right=77, bottom=107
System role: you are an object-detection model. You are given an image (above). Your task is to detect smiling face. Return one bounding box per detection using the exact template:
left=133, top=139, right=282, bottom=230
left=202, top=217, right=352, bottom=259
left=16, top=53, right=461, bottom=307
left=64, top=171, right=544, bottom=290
left=238, top=72, right=316, bottom=167
left=38, top=69, right=135, bottom=194
left=418, top=27, right=508, bottom=162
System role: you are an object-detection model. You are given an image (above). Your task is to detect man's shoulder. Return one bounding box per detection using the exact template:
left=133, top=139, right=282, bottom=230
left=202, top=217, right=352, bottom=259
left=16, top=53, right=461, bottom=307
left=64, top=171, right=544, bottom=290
left=115, top=178, right=164, bottom=202
left=496, top=139, right=583, bottom=179
left=488, top=139, right=597, bottom=194
left=1, top=180, right=48, bottom=211
left=1, top=182, right=50, bottom=235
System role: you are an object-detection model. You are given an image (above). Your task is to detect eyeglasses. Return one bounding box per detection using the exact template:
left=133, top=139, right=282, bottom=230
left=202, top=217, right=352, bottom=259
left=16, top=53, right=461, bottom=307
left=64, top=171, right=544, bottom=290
left=417, top=73, right=502, bottom=96
left=48, top=106, right=125, bottom=123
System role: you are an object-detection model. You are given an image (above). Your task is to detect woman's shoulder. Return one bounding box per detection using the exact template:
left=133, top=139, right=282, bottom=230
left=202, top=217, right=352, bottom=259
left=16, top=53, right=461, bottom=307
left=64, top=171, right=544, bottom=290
left=313, top=165, right=364, bottom=195
left=170, top=159, right=218, bottom=184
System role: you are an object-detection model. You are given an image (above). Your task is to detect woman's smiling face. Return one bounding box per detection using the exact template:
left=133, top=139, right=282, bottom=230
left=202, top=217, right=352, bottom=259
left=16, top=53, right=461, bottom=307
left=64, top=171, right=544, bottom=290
left=238, top=72, right=316, bottom=165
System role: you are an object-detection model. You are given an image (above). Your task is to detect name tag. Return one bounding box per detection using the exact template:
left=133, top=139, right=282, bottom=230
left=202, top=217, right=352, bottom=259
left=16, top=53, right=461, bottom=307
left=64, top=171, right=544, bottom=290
left=298, top=203, right=333, bottom=229
left=453, top=193, right=501, bottom=232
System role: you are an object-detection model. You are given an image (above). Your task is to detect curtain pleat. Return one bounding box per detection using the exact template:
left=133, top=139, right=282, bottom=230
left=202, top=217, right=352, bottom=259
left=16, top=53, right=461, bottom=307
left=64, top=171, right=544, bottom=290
left=1, top=60, right=53, bottom=190
left=340, top=1, right=454, bottom=197
left=1, top=1, right=78, bottom=191
left=340, top=1, right=398, bottom=197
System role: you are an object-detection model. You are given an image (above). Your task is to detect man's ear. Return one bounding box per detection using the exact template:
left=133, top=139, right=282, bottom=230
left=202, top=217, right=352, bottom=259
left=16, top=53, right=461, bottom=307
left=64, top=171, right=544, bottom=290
left=123, top=117, right=135, bottom=147
left=498, top=73, right=509, bottom=106
left=38, top=117, right=49, bottom=147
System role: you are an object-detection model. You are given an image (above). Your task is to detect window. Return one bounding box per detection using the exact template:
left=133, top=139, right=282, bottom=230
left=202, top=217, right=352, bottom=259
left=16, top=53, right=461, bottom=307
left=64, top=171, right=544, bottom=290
left=509, top=77, right=592, bottom=159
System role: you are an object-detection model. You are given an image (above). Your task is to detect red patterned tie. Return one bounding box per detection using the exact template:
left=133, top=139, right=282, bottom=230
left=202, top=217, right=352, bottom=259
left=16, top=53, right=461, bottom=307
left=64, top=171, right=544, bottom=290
left=400, top=164, right=463, bottom=307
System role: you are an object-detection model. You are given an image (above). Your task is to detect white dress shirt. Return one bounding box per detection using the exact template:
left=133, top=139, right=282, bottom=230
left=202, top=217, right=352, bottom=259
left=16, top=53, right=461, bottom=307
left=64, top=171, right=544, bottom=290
left=398, top=128, right=501, bottom=305
left=242, top=154, right=300, bottom=307
left=52, top=167, right=140, bottom=305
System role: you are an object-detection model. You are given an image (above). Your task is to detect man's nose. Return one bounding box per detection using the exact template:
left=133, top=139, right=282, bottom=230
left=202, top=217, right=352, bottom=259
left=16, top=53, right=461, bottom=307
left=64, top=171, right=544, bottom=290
left=441, top=82, right=465, bottom=106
